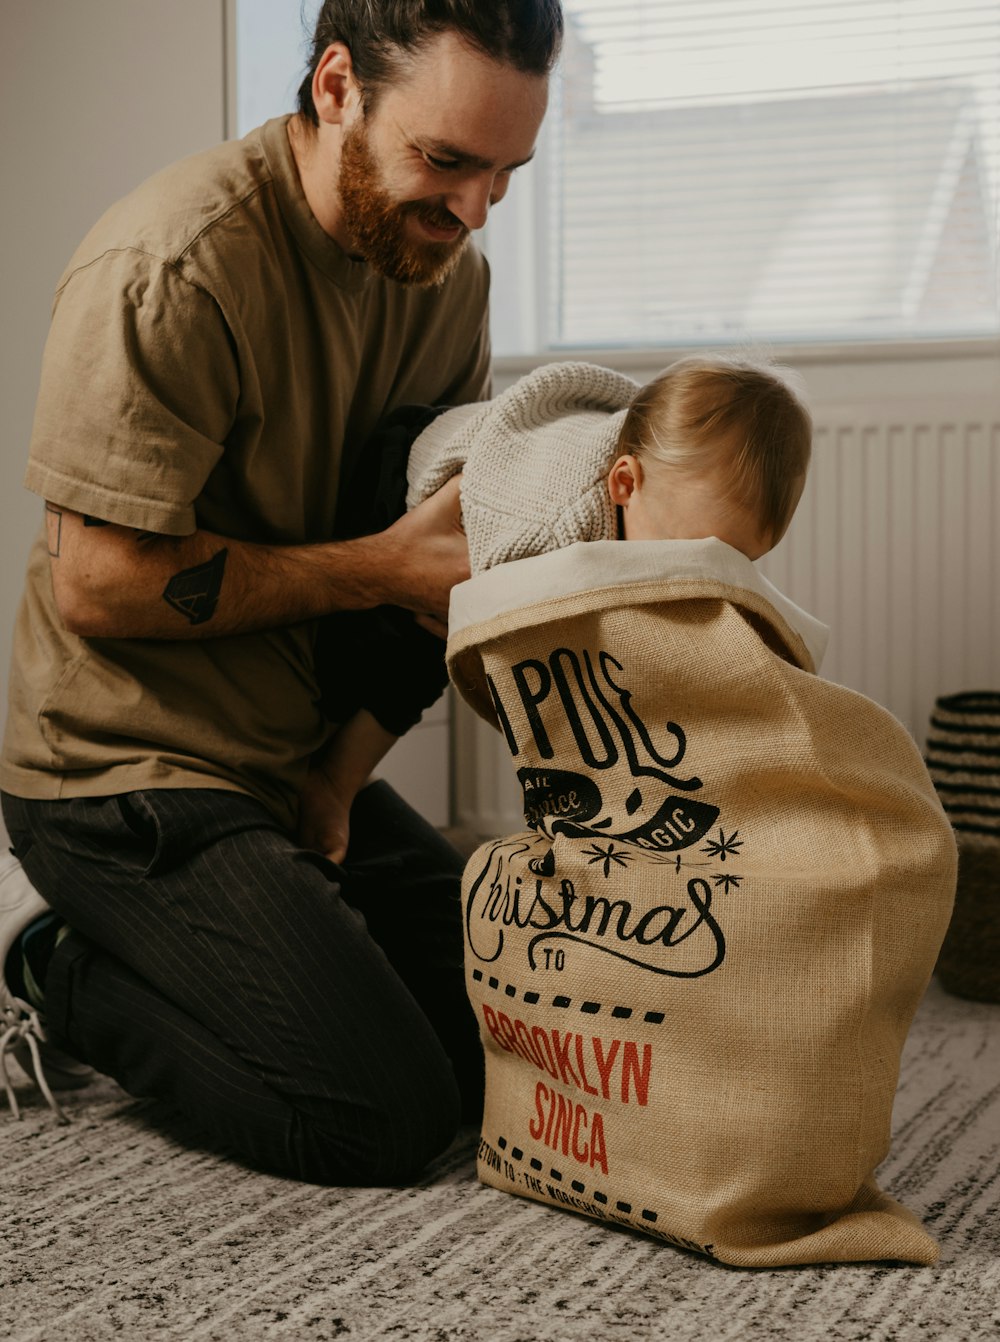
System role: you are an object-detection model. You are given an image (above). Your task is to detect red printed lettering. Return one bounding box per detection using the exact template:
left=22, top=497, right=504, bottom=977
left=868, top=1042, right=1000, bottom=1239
left=549, top=1030, right=581, bottom=1088
left=621, top=1041, right=652, bottom=1107
left=592, top=1036, right=620, bottom=1100
left=574, top=1034, right=599, bottom=1097
left=526, top=1083, right=611, bottom=1175
left=481, top=1004, right=512, bottom=1053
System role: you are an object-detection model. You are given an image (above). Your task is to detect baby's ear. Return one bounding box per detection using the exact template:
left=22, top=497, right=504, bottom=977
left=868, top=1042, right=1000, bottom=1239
left=607, top=454, right=642, bottom=506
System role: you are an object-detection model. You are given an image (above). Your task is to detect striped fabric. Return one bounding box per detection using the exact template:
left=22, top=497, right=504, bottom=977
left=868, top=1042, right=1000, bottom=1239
left=0, top=783, right=483, bottom=1181
left=924, top=691, right=1000, bottom=1003
left=925, top=692, right=1000, bottom=841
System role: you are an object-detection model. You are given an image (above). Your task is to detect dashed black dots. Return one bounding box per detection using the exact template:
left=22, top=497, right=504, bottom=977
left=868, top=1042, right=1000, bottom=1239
left=500, top=1140, right=664, bottom=1234
left=471, top=972, right=665, bottom=1025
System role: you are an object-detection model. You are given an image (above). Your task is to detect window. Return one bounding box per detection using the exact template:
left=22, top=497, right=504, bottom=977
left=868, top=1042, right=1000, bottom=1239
left=486, top=0, right=1000, bottom=354
left=230, top=0, right=319, bottom=137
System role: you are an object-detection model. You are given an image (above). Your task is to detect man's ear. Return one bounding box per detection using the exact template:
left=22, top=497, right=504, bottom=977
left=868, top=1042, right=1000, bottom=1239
left=607, top=454, right=643, bottom=506
left=312, top=43, right=361, bottom=126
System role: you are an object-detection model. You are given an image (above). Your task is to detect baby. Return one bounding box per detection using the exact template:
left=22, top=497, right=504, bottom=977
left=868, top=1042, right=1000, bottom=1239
left=303, top=354, right=812, bottom=860
left=606, top=355, right=809, bottom=557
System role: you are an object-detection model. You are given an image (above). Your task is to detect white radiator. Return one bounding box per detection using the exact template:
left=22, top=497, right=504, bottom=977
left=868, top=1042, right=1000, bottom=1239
left=453, top=385, right=1000, bottom=836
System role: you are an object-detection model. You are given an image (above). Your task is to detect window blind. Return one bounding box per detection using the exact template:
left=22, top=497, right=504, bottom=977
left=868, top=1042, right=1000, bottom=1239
left=508, top=0, right=1000, bottom=351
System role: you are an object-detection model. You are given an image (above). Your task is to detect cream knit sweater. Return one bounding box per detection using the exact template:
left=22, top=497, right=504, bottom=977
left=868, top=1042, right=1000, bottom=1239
left=405, top=361, right=639, bottom=573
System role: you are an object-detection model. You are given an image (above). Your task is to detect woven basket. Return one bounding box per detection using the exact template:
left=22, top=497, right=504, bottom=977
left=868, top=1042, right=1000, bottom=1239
left=925, top=692, right=1000, bottom=1003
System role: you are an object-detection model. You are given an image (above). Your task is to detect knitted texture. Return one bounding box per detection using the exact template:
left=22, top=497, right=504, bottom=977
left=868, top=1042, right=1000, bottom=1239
left=406, top=361, right=639, bottom=572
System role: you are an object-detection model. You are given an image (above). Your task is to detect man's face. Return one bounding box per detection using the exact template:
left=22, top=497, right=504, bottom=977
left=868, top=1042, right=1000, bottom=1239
left=337, top=118, right=468, bottom=286
left=337, top=31, right=549, bottom=286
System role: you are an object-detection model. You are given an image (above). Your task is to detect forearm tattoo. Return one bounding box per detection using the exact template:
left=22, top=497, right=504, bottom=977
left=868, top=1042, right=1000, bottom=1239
left=162, top=548, right=229, bottom=625
left=46, top=507, right=225, bottom=626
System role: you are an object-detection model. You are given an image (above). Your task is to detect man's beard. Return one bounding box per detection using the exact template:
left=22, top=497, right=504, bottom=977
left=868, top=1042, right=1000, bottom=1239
left=338, top=123, right=470, bottom=287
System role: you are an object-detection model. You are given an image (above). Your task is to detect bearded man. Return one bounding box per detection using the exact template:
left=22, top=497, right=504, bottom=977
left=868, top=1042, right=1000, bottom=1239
left=0, top=0, right=561, bottom=1183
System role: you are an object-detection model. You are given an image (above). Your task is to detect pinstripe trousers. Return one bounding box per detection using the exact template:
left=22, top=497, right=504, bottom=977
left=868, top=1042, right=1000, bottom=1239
left=1, top=783, right=483, bottom=1184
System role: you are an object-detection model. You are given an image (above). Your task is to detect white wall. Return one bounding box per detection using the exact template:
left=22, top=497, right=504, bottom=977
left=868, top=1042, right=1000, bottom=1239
left=0, top=0, right=227, bottom=707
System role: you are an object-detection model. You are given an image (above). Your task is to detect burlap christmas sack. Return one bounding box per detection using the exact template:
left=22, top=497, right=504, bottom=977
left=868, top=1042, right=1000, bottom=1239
left=926, top=692, right=1000, bottom=1003
left=448, top=539, right=957, bottom=1268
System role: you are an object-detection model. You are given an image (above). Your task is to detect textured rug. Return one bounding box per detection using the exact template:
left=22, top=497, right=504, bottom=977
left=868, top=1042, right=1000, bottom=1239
left=2, top=979, right=998, bottom=1342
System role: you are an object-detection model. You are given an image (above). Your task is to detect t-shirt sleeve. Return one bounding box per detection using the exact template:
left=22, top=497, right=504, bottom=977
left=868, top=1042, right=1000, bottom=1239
left=24, top=250, right=239, bottom=535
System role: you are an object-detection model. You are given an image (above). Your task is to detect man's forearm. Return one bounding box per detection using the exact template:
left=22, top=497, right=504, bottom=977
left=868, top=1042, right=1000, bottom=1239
left=46, top=491, right=466, bottom=639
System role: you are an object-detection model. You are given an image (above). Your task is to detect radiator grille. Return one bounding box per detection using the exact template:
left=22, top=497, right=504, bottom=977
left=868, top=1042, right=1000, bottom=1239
left=759, top=412, right=1000, bottom=738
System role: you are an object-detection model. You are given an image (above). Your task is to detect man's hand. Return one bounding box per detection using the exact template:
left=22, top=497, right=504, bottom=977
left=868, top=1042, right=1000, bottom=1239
left=298, top=764, right=353, bottom=865
left=298, top=711, right=399, bottom=864
left=377, top=474, right=469, bottom=628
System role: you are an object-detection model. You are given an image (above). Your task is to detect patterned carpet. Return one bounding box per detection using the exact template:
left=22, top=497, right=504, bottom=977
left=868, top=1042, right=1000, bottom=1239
left=2, top=979, right=997, bottom=1342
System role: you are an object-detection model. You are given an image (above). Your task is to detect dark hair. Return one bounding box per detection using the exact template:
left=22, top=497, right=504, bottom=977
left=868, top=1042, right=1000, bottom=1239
left=296, top=0, right=563, bottom=122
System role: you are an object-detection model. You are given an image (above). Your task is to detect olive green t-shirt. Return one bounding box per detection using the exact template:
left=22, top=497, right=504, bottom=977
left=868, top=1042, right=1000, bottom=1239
left=1, top=116, right=491, bottom=829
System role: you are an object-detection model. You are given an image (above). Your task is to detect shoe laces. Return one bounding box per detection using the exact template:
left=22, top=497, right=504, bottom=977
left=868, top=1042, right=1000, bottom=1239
left=0, top=996, right=68, bottom=1124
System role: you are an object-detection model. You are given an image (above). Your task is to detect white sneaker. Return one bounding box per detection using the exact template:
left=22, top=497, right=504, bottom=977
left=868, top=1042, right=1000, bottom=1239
left=0, top=851, right=90, bottom=1122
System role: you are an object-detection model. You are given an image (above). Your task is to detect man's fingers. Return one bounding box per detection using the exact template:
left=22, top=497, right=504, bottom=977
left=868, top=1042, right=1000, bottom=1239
left=411, top=472, right=464, bottom=533
left=378, top=472, right=469, bottom=621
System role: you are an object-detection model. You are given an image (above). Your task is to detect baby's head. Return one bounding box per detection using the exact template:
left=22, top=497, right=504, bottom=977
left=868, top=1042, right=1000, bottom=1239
left=608, top=355, right=812, bottom=560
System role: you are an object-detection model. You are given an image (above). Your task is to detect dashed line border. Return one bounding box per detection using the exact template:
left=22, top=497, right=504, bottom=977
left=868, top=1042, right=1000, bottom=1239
left=497, top=1135, right=659, bottom=1224
left=471, top=969, right=665, bottom=1025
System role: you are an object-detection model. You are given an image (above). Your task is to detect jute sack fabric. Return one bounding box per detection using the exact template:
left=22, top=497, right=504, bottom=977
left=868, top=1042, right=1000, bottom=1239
left=447, top=539, right=957, bottom=1269
left=925, top=691, right=1000, bottom=1002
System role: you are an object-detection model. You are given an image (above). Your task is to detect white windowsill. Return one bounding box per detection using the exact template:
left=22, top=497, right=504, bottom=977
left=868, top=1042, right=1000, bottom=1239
left=493, top=336, right=1000, bottom=379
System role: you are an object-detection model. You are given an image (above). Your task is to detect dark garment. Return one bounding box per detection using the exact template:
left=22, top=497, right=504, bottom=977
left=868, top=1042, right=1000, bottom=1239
left=2, top=783, right=482, bottom=1184
left=316, top=406, right=452, bottom=737
left=335, top=403, right=445, bottom=539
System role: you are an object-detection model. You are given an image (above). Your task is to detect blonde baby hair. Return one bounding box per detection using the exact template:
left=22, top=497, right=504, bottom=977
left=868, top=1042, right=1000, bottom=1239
left=616, top=354, right=812, bottom=545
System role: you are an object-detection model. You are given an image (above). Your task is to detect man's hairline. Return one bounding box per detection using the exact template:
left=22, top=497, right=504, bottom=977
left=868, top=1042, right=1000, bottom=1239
left=302, top=28, right=552, bottom=128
